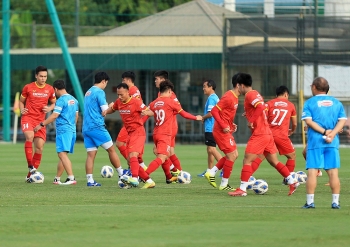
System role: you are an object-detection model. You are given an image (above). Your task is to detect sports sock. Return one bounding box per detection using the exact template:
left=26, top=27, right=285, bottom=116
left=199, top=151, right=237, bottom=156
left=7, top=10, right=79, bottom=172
left=117, top=145, right=128, bottom=160
left=68, top=175, right=75, bottom=181
left=307, top=194, right=314, bottom=205
left=138, top=166, right=150, bottom=181
left=170, top=154, right=182, bottom=171
left=215, top=157, right=226, bottom=170
left=24, top=141, right=33, bottom=167
left=146, top=158, right=162, bottom=175
left=240, top=164, right=252, bottom=182
left=222, top=159, right=234, bottom=179
left=162, top=159, right=172, bottom=180
left=116, top=167, right=123, bottom=176
left=285, top=159, right=295, bottom=172
left=251, top=157, right=262, bottom=174
left=275, top=162, right=290, bottom=178
left=220, top=178, right=228, bottom=187
left=129, top=157, right=139, bottom=178
left=86, top=174, right=94, bottom=183
left=32, top=153, right=42, bottom=169
left=55, top=176, right=60, bottom=181
left=332, top=194, right=339, bottom=205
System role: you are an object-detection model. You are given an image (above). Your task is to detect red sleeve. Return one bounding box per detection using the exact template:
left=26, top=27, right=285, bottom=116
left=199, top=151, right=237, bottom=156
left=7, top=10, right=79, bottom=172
left=178, top=110, right=196, bottom=120
left=291, top=104, right=297, bottom=117
left=112, top=99, right=119, bottom=110
left=21, top=84, right=29, bottom=98
left=49, top=86, right=56, bottom=102
left=141, top=115, right=149, bottom=124
left=250, top=103, right=265, bottom=123
left=211, top=105, right=228, bottom=129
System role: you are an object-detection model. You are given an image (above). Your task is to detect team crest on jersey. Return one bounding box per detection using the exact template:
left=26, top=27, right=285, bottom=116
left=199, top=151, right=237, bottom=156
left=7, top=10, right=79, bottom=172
left=68, top=100, right=75, bottom=105
left=154, top=101, right=164, bottom=108
left=85, top=91, right=91, bottom=96
left=141, top=103, right=145, bottom=108
left=318, top=100, right=333, bottom=107
left=274, top=101, right=288, bottom=107
left=174, top=98, right=179, bottom=102
left=234, top=104, right=238, bottom=109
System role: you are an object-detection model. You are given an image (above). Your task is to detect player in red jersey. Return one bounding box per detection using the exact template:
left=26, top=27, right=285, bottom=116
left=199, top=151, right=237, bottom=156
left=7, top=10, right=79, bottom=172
left=115, top=71, right=147, bottom=170
left=204, top=73, right=240, bottom=191
left=228, top=73, right=299, bottom=197
left=154, top=70, right=183, bottom=177
left=104, top=83, right=153, bottom=188
left=248, top=86, right=298, bottom=181
left=19, top=65, right=56, bottom=182
left=143, top=80, right=202, bottom=185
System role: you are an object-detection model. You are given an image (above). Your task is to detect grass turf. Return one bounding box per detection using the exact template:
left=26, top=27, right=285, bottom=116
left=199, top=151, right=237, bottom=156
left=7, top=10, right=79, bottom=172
left=0, top=142, right=349, bottom=247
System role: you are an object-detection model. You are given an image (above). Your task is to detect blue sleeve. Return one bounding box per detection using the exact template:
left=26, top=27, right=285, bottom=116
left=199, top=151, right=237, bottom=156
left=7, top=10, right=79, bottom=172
left=96, top=90, right=107, bottom=107
left=207, top=97, right=216, bottom=112
left=53, top=98, right=64, bottom=114
left=76, top=99, right=79, bottom=112
left=301, top=100, right=312, bottom=120
left=337, top=101, right=347, bottom=120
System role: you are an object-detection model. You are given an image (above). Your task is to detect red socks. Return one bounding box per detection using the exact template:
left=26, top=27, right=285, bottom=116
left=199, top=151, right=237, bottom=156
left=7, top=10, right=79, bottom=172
left=222, top=159, right=234, bottom=178
left=146, top=158, right=163, bottom=175
left=162, top=159, right=172, bottom=180
left=32, top=153, right=42, bottom=169
left=170, top=154, right=182, bottom=171
left=215, top=157, right=226, bottom=170
left=240, top=165, right=252, bottom=182
left=129, top=157, right=139, bottom=178
left=251, top=157, right=262, bottom=174
left=285, top=159, right=295, bottom=172
left=24, top=141, right=33, bottom=167
left=275, top=162, right=290, bottom=178
left=117, top=145, right=128, bottom=160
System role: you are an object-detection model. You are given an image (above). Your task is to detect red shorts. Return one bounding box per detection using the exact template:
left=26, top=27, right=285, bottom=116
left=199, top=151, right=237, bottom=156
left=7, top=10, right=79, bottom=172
left=153, top=134, right=171, bottom=156
left=126, top=128, right=145, bottom=155
left=273, top=135, right=295, bottom=155
left=213, top=130, right=236, bottom=154
left=246, top=134, right=277, bottom=155
left=171, top=126, right=178, bottom=147
left=21, top=118, right=46, bottom=141
left=117, top=126, right=129, bottom=143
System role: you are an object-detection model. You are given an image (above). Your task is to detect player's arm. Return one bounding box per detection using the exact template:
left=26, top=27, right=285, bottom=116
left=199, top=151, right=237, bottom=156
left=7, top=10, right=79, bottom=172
left=211, top=106, right=229, bottom=131
left=324, top=118, right=347, bottom=143
left=33, top=112, right=59, bottom=132
left=19, top=95, right=28, bottom=115
left=103, top=100, right=117, bottom=116
left=178, top=109, right=202, bottom=121
left=248, top=102, right=265, bottom=124
left=289, top=116, right=297, bottom=136
left=43, top=98, right=56, bottom=113
left=75, top=111, right=79, bottom=124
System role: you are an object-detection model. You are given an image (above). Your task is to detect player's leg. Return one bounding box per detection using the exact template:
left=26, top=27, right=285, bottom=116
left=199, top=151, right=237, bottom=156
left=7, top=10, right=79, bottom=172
left=32, top=136, right=45, bottom=170
left=251, top=154, right=265, bottom=174
left=169, top=127, right=182, bottom=175
left=56, top=132, right=76, bottom=185
left=116, top=126, right=128, bottom=160
left=324, top=148, right=340, bottom=209
left=83, top=130, right=102, bottom=186
left=146, top=136, right=169, bottom=175
left=53, top=160, right=65, bottom=184
left=23, top=128, right=35, bottom=181
left=219, top=149, right=238, bottom=191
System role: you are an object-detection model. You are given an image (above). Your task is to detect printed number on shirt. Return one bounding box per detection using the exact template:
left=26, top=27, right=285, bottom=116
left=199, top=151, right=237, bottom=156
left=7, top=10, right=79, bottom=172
left=155, top=109, right=165, bottom=126
left=271, top=109, right=288, bottom=126
left=23, top=123, right=29, bottom=130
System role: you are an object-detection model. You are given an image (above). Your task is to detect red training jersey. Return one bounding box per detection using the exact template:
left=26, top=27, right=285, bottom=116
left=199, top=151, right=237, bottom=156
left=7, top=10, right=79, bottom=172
left=213, top=90, right=239, bottom=133
left=112, top=97, right=147, bottom=134
left=149, top=96, right=184, bottom=136
left=21, top=82, right=56, bottom=122
left=157, top=91, right=180, bottom=132
left=244, top=90, right=271, bottom=135
left=266, top=98, right=296, bottom=138
left=129, top=85, right=142, bottom=100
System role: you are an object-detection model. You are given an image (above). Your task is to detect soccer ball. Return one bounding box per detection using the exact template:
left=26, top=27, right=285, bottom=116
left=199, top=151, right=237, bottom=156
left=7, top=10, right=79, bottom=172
left=30, top=172, right=44, bottom=184
left=246, top=176, right=256, bottom=190
left=100, top=165, right=114, bottom=178
left=177, top=171, right=191, bottom=184
left=252, top=179, right=268, bottom=195
left=296, top=171, right=307, bottom=184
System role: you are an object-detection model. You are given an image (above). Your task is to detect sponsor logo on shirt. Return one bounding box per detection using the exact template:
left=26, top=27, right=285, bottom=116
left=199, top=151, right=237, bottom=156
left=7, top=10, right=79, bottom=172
left=318, top=100, right=333, bottom=107
left=85, top=91, right=91, bottom=96
left=32, top=92, right=49, bottom=98
left=154, top=101, right=164, bottom=108
left=119, top=110, right=131, bottom=114
left=274, top=101, right=288, bottom=107
left=68, top=100, right=75, bottom=105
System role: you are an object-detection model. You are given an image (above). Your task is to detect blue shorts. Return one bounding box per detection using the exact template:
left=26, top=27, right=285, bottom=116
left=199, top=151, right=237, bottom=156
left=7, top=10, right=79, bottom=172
left=306, top=147, right=340, bottom=170
left=56, top=132, right=76, bottom=153
left=83, top=128, right=112, bottom=149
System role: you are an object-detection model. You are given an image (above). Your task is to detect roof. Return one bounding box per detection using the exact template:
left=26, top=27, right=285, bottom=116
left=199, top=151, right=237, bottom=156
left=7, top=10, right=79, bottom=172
left=99, top=0, right=245, bottom=36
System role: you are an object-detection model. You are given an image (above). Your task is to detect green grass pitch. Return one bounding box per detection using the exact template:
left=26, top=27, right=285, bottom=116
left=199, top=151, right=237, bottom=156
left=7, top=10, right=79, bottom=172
left=0, top=142, right=349, bottom=247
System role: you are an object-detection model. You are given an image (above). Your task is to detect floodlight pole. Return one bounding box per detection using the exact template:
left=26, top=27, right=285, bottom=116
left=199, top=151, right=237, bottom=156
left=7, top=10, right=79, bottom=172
left=46, top=0, right=84, bottom=114
left=313, top=0, right=319, bottom=78
left=221, top=14, right=228, bottom=95
left=2, top=0, right=11, bottom=142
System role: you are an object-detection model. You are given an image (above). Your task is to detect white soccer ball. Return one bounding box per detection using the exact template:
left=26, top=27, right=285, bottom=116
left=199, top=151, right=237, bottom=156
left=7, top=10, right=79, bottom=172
left=252, top=179, right=268, bottom=195
left=296, top=171, right=307, bottom=184
left=100, top=165, right=114, bottom=178
left=30, top=172, right=45, bottom=184
left=177, top=171, right=192, bottom=184
left=246, top=176, right=256, bottom=190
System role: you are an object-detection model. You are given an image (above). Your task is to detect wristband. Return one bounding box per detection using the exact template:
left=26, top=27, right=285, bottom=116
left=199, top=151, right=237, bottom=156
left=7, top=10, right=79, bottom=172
left=40, top=122, right=45, bottom=127
left=323, top=129, right=326, bottom=135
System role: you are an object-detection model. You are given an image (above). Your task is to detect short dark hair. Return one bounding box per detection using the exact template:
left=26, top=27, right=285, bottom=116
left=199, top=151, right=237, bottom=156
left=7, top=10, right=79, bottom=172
left=94, top=72, right=110, bottom=84
left=231, top=73, right=241, bottom=87
left=53, top=79, right=66, bottom=90
left=312, top=77, right=329, bottom=93
left=275, top=86, right=289, bottom=96
left=116, top=83, right=129, bottom=90
left=204, top=79, right=216, bottom=91
left=35, top=65, right=47, bottom=75
left=236, top=73, right=252, bottom=87
left=154, top=70, right=169, bottom=79
left=159, top=79, right=174, bottom=93
left=121, top=71, right=135, bottom=82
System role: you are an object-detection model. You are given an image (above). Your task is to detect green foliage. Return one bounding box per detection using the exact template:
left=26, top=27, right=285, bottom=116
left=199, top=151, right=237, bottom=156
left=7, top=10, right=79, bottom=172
left=0, top=143, right=350, bottom=246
